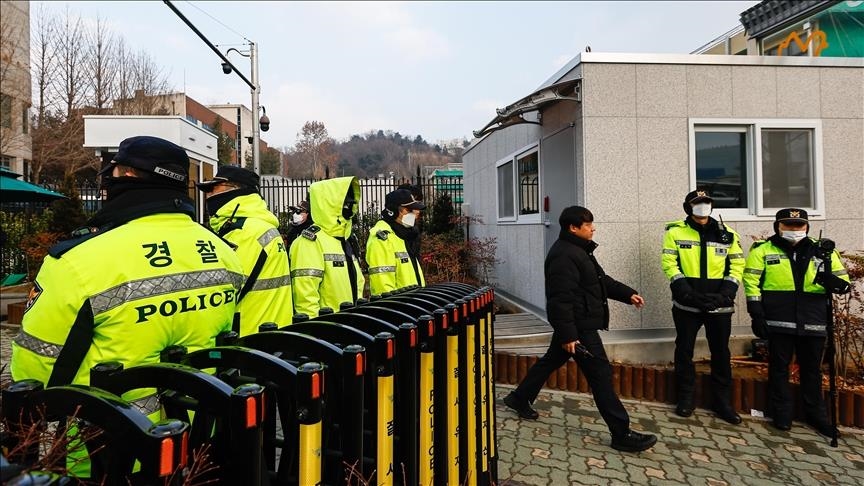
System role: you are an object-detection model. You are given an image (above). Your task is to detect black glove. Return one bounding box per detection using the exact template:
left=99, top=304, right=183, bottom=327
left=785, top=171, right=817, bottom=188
left=670, top=278, right=694, bottom=302
left=719, top=280, right=739, bottom=305
left=751, top=318, right=768, bottom=339
left=682, top=292, right=716, bottom=312
left=704, top=293, right=729, bottom=309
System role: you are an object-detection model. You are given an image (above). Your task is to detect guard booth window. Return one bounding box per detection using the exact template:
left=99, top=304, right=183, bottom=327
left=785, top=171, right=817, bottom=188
left=518, top=151, right=539, bottom=215
left=497, top=161, right=514, bottom=219
left=691, top=119, right=822, bottom=218
left=694, top=130, right=748, bottom=209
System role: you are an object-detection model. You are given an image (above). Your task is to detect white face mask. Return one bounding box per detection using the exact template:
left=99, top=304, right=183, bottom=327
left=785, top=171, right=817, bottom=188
left=400, top=212, right=416, bottom=228
left=691, top=203, right=712, bottom=217
left=781, top=230, right=807, bottom=244
left=291, top=213, right=307, bottom=225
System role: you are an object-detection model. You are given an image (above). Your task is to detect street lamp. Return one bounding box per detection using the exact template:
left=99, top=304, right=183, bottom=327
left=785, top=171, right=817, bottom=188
left=163, top=1, right=269, bottom=174
left=223, top=43, right=267, bottom=174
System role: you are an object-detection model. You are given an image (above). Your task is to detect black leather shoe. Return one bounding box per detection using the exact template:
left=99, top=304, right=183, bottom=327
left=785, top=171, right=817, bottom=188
left=503, top=392, right=539, bottom=420
left=675, top=403, right=694, bottom=418
left=713, top=406, right=742, bottom=425
left=771, top=420, right=792, bottom=431
left=611, top=430, right=658, bottom=452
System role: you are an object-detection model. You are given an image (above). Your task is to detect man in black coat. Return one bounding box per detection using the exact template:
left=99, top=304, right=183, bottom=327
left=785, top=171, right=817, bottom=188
left=503, top=206, right=658, bottom=452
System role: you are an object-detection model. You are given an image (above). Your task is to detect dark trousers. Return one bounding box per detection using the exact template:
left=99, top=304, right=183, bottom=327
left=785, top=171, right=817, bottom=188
left=672, top=307, right=733, bottom=408
left=510, top=329, right=629, bottom=437
left=768, top=333, right=828, bottom=423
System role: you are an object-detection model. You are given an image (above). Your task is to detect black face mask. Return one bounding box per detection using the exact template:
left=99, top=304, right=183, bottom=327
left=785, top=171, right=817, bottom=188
left=101, top=175, right=142, bottom=202
left=205, top=190, right=237, bottom=217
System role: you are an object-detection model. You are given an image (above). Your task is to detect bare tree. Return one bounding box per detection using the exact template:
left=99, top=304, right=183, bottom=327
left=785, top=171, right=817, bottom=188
left=295, top=121, right=337, bottom=179
left=87, top=15, right=117, bottom=111
left=52, top=7, right=89, bottom=118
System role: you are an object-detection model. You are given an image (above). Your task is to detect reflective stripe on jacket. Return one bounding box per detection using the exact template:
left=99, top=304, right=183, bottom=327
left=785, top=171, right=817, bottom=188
left=366, top=219, right=425, bottom=295
left=743, top=236, right=849, bottom=336
left=210, top=193, right=293, bottom=334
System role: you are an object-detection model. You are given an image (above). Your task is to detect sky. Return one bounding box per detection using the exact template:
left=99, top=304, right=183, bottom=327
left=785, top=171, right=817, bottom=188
left=33, top=1, right=759, bottom=149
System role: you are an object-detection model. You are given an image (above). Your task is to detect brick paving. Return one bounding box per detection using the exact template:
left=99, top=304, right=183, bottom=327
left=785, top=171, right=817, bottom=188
left=494, top=384, right=864, bottom=486
left=4, top=325, right=862, bottom=485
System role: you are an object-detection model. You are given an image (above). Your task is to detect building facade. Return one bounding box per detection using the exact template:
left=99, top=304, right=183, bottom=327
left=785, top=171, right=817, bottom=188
left=0, top=0, right=32, bottom=178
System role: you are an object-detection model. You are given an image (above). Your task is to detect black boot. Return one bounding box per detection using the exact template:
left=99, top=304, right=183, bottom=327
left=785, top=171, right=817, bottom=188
left=610, top=430, right=658, bottom=452
left=713, top=404, right=742, bottom=425
left=503, top=392, right=539, bottom=420
left=675, top=395, right=694, bottom=418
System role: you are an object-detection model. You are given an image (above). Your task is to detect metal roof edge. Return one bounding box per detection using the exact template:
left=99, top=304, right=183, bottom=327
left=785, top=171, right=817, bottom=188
left=576, top=51, right=863, bottom=67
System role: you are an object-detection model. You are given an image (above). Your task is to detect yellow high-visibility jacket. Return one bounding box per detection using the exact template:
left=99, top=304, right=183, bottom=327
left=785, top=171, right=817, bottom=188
left=743, top=236, right=849, bottom=336
left=366, top=219, right=425, bottom=295
left=12, top=212, right=244, bottom=401
left=290, top=177, right=365, bottom=317
left=209, top=192, right=293, bottom=333
left=661, top=217, right=745, bottom=313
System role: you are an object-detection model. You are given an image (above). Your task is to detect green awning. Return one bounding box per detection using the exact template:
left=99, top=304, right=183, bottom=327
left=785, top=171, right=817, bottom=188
left=0, top=167, right=67, bottom=203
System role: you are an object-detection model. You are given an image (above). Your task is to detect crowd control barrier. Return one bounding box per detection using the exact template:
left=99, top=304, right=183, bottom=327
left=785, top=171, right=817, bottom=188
left=1, top=283, right=496, bottom=486
left=2, top=379, right=190, bottom=485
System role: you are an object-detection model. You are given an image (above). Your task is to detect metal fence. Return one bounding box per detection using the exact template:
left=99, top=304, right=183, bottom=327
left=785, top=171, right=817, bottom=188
left=0, top=174, right=463, bottom=221
left=260, top=174, right=463, bottom=217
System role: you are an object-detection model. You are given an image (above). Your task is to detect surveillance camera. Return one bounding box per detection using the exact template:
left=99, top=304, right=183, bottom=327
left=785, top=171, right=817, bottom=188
left=259, top=114, right=270, bottom=132
left=221, top=62, right=232, bottom=74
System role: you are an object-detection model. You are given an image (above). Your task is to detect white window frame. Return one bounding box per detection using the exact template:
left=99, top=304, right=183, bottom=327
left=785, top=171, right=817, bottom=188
left=689, top=118, right=824, bottom=221
left=495, top=142, right=541, bottom=224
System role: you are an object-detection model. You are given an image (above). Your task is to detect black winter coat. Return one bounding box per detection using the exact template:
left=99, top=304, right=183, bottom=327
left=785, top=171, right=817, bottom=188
left=545, top=229, right=637, bottom=344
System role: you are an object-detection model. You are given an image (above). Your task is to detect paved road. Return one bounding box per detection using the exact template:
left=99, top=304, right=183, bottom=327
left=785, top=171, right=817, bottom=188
left=494, top=385, right=864, bottom=486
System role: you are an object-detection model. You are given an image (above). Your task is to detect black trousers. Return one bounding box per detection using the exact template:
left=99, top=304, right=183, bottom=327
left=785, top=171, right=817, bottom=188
left=510, top=329, right=629, bottom=437
left=768, top=333, right=828, bottom=423
left=672, top=307, right=733, bottom=408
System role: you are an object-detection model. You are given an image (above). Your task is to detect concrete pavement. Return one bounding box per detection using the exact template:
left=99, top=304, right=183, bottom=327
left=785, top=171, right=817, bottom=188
left=494, top=384, right=864, bottom=486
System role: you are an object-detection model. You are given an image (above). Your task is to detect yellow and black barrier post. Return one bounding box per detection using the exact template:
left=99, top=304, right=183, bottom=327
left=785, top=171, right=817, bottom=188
left=483, top=288, right=498, bottom=483
left=447, top=303, right=462, bottom=485
left=297, top=361, right=324, bottom=486
left=341, top=344, right=366, bottom=476
left=418, top=314, right=436, bottom=486
left=397, top=321, right=421, bottom=486
left=470, top=292, right=489, bottom=486
left=432, top=306, right=450, bottom=484
left=374, top=332, right=396, bottom=486
left=457, top=297, right=477, bottom=485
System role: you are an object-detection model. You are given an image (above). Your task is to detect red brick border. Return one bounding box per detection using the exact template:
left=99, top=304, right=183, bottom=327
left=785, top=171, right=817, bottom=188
left=493, top=351, right=864, bottom=428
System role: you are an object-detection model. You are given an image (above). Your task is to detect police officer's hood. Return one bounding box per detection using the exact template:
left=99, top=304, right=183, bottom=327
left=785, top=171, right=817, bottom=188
left=308, top=176, right=361, bottom=239
left=209, top=192, right=279, bottom=234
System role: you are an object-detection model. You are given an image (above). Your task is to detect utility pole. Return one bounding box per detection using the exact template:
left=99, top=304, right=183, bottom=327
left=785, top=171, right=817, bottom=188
left=250, top=42, right=260, bottom=175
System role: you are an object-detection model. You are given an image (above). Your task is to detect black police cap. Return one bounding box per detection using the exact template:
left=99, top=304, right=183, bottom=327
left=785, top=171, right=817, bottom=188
left=684, top=189, right=713, bottom=205
left=385, top=188, right=426, bottom=211
left=102, top=136, right=189, bottom=185
left=775, top=208, right=808, bottom=224
left=196, top=165, right=260, bottom=192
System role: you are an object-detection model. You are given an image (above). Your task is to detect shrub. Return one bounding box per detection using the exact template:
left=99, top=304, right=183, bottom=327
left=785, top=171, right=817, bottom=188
left=834, top=251, right=864, bottom=387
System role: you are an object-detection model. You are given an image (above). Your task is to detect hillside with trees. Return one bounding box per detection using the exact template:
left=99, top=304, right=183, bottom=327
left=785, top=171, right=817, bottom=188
left=281, top=121, right=467, bottom=179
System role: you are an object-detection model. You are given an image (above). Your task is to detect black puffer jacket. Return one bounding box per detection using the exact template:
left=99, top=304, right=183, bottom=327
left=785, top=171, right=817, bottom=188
left=545, top=229, right=637, bottom=344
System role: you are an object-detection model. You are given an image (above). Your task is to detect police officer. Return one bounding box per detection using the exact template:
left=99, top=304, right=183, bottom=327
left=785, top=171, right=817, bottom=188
left=284, top=199, right=312, bottom=250
left=662, top=189, right=745, bottom=424
left=290, top=176, right=365, bottom=317
left=744, top=208, right=850, bottom=436
left=366, top=188, right=426, bottom=296
left=198, top=165, right=293, bottom=334
left=11, top=135, right=244, bottom=412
